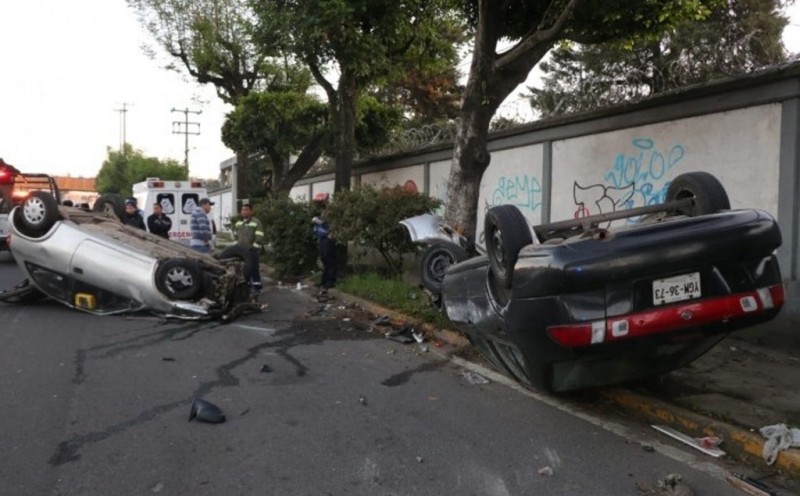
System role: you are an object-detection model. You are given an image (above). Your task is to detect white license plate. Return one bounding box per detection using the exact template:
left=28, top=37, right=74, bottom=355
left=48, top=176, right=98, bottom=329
left=652, top=272, right=701, bottom=305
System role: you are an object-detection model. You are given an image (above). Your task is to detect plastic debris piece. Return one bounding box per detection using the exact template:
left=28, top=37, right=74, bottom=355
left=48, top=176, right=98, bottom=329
left=412, top=330, right=425, bottom=343
left=260, top=364, right=272, bottom=373
left=759, top=423, right=800, bottom=465
left=657, top=473, right=694, bottom=496
left=359, top=395, right=367, bottom=406
left=724, top=472, right=777, bottom=496
left=651, top=425, right=726, bottom=457
left=462, top=371, right=490, bottom=385
left=189, top=397, right=226, bottom=424
left=696, top=436, right=722, bottom=449
left=342, top=318, right=351, bottom=322
left=373, top=315, right=392, bottom=326
left=162, top=357, right=176, bottom=362
left=642, top=445, right=656, bottom=453
left=385, top=326, right=416, bottom=344
left=416, top=456, right=424, bottom=463
left=538, top=466, right=554, bottom=477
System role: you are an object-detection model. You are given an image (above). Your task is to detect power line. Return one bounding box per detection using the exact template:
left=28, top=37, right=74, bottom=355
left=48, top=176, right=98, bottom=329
left=171, top=107, right=201, bottom=170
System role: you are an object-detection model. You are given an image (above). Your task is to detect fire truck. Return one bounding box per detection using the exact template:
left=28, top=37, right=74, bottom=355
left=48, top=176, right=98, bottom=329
left=92, top=178, right=209, bottom=244
left=0, top=158, right=61, bottom=257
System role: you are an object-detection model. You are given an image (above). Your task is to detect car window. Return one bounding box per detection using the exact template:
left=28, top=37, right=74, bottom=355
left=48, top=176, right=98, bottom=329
left=26, top=263, right=69, bottom=301
left=156, top=193, right=176, bottom=214
left=182, top=193, right=199, bottom=214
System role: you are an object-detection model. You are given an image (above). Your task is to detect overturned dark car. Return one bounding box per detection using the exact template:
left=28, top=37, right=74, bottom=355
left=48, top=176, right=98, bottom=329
left=0, top=191, right=258, bottom=320
left=403, top=172, right=784, bottom=392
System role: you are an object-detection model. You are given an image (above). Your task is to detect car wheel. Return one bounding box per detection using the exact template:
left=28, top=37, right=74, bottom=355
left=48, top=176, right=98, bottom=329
left=215, top=245, right=256, bottom=278
left=92, top=193, right=125, bottom=220
left=484, top=205, right=533, bottom=289
left=13, top=191, right=60, bottom=237
left=419, top=242, right=468, bottom=296
left=155, top=259, right=204, bottom=300
left=666, top=172, right=730, bottom=217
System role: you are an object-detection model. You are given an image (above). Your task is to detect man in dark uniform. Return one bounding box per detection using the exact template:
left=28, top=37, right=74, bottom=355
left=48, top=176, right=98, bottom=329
left=147, top=202, right=172, bottom=239
left=121, top=199, right=146, bottom=230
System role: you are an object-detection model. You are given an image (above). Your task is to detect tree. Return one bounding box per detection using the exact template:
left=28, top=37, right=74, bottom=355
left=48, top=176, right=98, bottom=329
left=254, top=0, right=466, bottom=193
left=444, top=0, right=723, bottom=239
left=529, top=0, right=789, bottom=117
left=96, top=145, right=187, bottom=196
left=128, top=0, right=289, bottom=199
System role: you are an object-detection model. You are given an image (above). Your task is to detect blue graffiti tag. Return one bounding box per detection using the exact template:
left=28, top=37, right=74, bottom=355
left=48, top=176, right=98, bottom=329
left=603, top=138, right=686, bottom=208
left=491, top=175, right=543, bottom=212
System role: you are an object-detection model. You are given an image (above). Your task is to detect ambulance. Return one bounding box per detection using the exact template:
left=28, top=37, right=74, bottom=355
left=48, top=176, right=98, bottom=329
left=93, top=178, right=209, bottom=245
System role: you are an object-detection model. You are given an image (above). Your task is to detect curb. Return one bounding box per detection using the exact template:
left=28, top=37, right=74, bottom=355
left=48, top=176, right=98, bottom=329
left=325, top=287, right=800, bottom=479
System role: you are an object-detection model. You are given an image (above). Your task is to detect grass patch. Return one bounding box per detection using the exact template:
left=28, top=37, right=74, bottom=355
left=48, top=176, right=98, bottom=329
left=338, top=271, right=451, bottom=328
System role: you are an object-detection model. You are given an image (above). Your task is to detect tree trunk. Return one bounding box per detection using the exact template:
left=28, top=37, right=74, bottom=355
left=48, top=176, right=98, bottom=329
left=334, top=71, right=359, bottom=192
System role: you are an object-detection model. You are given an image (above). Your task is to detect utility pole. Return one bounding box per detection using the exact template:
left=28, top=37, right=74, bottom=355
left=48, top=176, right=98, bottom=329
left=171, top=107, right=202, bottom=170
left=114, top=102, right=132, bottom=152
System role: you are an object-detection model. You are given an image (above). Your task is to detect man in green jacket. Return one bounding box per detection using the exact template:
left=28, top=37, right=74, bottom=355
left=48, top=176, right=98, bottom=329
left=234, top=203, right=265, bottom=294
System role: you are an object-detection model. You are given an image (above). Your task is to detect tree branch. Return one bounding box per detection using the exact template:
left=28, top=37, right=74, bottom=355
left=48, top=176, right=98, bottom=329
left=496, top=0, right=582, bottom=74
left=308, top=59, right=336, bottom=103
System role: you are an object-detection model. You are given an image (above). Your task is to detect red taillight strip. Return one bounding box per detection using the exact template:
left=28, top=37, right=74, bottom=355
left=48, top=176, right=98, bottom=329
left=547, top=284, right=784, bottom=348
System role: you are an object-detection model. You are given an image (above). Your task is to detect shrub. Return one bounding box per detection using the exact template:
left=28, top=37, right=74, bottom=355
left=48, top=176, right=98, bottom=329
left=324, top=184, right=440, bottom=276
left=257, top=196, right=318, bottom=280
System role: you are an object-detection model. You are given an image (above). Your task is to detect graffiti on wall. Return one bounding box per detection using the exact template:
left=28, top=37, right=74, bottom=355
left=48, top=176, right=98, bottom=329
left=573, top=182, right=635, bottom=218
left=601, top=138, right=686, bottom=210
left=491, top=174, right=543, bottom=212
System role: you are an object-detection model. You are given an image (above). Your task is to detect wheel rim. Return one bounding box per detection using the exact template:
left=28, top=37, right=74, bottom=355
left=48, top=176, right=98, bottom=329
left=490, top=229, right=506, bottom=267
left=164, top=267, right=194, bottom=293
left=100, top=201, right=116, bottom=216
left=429, top=251, right=455, bottom=282
left=23, top=197, right=46, bottom=226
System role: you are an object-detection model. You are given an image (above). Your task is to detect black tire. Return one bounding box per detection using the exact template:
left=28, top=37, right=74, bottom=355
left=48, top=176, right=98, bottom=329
left=419, top=242, right=468, bottom=295
left=92, top=193, right=125, bottom=220
left=665, top=172, right=730, bottom=217
left=155, top=259, right=204, bottom=300
left=484, top=205, right=533, bottom=289
left=13, top=191, right=60, bottom=237
left=215, top=245, right=256, bottom=278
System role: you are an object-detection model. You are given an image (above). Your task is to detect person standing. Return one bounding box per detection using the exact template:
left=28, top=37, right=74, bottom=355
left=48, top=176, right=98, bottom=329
left=147, top=202, right=172, bottom=239
left=190, top=198, right=214, bottom=253
left=311, top=195, right=337, bottom=291
left=234, top=203, right=265, bottom=294
left=121, top=199, right=146, bottom=230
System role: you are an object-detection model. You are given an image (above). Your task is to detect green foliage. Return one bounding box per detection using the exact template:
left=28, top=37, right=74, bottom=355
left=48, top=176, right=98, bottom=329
left=323, top=185, right=441, bottom=275
left=529, top=0, right=789, bottom=116
left=95, top=145, right=187, bottom=196
left=337, top=271, right=452, bottom=327
left=354, top=95, right=404, bottom=154
left=222, top=90, right=329, bottom=158
left=257, top=196, right=318, bottom=279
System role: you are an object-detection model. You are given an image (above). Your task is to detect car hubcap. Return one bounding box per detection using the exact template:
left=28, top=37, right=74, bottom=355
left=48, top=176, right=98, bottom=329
left=430, top=252, right=454, bottom=281
left=23, top=198, right=46, bottom=225
left=165, top=267, right=194, bottom=292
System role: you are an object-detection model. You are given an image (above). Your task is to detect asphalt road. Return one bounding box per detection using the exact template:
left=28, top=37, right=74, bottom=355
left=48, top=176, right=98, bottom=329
left=0, top=260, right=742, bottom=495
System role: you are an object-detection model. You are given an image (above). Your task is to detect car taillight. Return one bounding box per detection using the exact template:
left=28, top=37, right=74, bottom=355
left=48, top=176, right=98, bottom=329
left=547, top=284, right=785, bottom=348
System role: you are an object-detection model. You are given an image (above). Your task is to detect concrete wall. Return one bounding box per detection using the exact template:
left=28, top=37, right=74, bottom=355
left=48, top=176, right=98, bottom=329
left=284, top=63, right=800, bottom=343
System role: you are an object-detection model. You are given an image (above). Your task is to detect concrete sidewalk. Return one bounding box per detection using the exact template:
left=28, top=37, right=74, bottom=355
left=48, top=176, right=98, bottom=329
left=317, top=287, right=800, bottom=485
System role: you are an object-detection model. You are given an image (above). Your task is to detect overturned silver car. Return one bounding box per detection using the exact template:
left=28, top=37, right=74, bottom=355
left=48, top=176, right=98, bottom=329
left=1, top=191, right=256, bottom=319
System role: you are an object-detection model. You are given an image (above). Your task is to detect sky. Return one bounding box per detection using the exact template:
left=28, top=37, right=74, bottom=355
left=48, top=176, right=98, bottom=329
left=1, top=1, right=800, bottom=181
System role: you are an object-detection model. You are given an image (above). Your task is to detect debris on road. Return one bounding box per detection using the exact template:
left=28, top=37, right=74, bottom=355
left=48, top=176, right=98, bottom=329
left=462, top=370, right=490, bottom=385
left=385, top=325, right=416, bottom=344
left=189, top=397, right=226, bottom=424
left=724, top=472, right=778, bottom=496
left=359, top=395, right=367, bottom=406
left=162, top=357, right=176, bottom=362
left=260, top=364, right=272, bottom=373
left=759, top=423, right=800, bottom=465
left=651, top=425, right=726, bottom=458
left=373, top=315, right=392, bottom=326
left=537, top=466, right=554, bottom=477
